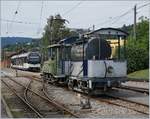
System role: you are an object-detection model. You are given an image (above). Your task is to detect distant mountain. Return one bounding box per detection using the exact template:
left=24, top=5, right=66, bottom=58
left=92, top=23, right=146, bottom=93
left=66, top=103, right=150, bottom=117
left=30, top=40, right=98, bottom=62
left=1, top=37, right=39, bottom=48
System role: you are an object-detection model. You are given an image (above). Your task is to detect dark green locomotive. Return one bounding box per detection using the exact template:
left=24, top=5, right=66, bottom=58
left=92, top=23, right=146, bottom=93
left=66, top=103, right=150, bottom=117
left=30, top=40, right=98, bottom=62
left=41, top=28, right=128, bottom=94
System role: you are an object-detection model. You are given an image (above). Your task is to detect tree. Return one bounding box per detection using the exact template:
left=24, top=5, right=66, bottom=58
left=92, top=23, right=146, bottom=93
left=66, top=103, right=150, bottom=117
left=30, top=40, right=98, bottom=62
left=43, top=14, right=71, bottom=45
left=136, top=16, right=149, bottom=50
left=41, top=14, right=78, bottom=62
left=125, top=17, right=149, bottom=73
left=126, top=43, right=148, bottom=73
left=40, top=32, right=49, bottom=63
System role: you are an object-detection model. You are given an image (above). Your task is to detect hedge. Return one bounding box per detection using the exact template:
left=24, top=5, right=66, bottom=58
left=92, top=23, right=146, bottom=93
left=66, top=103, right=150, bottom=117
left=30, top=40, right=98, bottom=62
left=126, top=45, right=149, bottom=73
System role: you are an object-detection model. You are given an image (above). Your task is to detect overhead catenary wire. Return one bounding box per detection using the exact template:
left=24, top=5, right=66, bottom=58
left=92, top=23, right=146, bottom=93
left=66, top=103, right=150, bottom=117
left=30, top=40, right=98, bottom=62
left=89, top=8, right=133, bottom=30
left=114, top=14, right=133, bottom=25
left=137, top=2, right=150, bottom=10
left=91, top=2, right=150, bottom=30
left=3, top=1, right=149, bottom=37
left=110, top=8, right=133, bottom=25
left=94, top=16, right=119, bottom=28
left=111, top=2, right=150, bottom=25
left=62, top=1, right=83, bottom=16
left=8, top=0, right=22, bottom=34
left=37, top=0, right=44, bottom=34
left=1, top=19, right=39, bottom=25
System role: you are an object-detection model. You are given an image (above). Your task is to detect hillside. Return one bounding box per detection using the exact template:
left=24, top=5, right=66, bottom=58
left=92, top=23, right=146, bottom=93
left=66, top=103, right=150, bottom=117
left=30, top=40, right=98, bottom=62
left=1, top=37, right=37, bottom=48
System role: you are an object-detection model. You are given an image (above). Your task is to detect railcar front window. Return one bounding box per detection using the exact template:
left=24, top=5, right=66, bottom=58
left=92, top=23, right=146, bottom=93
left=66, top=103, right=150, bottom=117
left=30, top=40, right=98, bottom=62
left=28, top=58, right=40, bottom=64
left=28, top=53, right=41, bottom=64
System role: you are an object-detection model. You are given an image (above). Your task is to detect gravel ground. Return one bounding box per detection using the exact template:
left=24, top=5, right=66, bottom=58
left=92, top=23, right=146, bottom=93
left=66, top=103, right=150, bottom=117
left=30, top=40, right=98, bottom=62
left=1, top=76, right=72, bottom=118
left=107, top=89, right=149, bottom=106
left=1, top=68, right=149, bottom=118
left=122, top=81, right=149, bottom=89
left=1, top=100, right=9, bottom=118
left=1, top=68, right=41, bottom=77
left=2, top=68, right=148, bottom=89
left=1, top=77, right=39, bottom=118
left=45, top=83, right=148, bottom=118
left=99, top=97, right=149, bottom=114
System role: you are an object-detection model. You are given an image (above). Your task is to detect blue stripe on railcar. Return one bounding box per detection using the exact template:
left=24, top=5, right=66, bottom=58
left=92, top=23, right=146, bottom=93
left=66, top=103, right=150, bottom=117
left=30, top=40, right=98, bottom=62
left=83, top=60, right=88, bottom=76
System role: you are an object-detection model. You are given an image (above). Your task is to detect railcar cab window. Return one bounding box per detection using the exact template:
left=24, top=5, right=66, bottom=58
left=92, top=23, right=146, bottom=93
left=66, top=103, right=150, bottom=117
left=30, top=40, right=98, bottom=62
left=48, top=45, right=71, bottom=61
left=105, top=35, right=126, bottom=60
left=86, top=28, right=128, bottom=61
left=48, top=48, right=56, bottom=59
left=28, top=53, right=40, bottom=64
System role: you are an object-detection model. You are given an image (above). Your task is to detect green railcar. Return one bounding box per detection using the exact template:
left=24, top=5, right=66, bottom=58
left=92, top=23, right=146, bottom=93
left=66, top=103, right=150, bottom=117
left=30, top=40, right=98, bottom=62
left=41, top=44, right=71, bottom=83
left=42, top=58, right=57, bottom=75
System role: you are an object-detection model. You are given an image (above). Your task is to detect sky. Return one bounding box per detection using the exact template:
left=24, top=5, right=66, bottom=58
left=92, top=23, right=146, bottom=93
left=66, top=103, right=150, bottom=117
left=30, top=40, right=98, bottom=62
left=1, top=1, right=149, bottom=38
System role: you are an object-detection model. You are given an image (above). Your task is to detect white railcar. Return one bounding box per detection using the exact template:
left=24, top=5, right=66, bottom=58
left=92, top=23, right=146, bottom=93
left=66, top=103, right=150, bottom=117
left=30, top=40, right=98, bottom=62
left=11, top=52, right=41, bottom=71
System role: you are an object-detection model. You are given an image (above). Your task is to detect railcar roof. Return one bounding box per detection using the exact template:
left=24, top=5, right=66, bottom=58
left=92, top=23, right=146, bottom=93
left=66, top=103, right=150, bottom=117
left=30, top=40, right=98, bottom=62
left=47, top=44, right=71, bottom=48
left=11, top=52, right=29, bottom=59
left=11, top=52, right=39, bottom=59
left=86, top=27, right=129, bottom=36
left=59, top=36, right=79, bottom=44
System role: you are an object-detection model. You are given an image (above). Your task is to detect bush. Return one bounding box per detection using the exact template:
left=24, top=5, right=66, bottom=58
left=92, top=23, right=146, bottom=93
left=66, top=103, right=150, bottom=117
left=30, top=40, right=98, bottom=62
left=126, top=44, right=149, bottom=73
left=121, top=18, right=149, bottom=73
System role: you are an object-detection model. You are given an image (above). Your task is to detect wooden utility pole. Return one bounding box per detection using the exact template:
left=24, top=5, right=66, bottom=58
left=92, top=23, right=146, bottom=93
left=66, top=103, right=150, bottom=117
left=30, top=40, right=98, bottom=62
left=133, top=5, right=137, bottom=41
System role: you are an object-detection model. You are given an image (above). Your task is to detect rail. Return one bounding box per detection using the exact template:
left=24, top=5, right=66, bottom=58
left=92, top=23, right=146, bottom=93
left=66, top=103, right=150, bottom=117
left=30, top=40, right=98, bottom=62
left=118, top=85, right=149, bottom=94
left=1, top=79, right=43, bottom=118
left=2, top=73, right=79, bottom=118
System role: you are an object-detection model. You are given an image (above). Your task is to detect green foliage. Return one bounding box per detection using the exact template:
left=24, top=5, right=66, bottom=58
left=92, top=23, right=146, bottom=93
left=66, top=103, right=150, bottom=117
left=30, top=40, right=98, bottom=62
left=125, top=17, right=149, bottom=73
left=43, top=14, right=72, bottom=45
left=126, top=43, right=148, bottom=73
left=41, top=14, right=78, bottom=62
left=3, top=42, right=37, bottom=52
left=136, top=17, right=149, bottom=50
left=40, top=32, right=49, bottom=63
left=1, top=41, right=39, bottom=61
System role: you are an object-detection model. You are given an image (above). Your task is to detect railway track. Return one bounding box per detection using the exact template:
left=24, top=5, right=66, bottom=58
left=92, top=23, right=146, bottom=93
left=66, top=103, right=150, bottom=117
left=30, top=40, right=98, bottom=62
left=105, top=93, right=149, bottom=107
left=23, top=75, right=42, bottom=83
left=1, top=79, right=44, bottom=118
left=1, top=74, right=79, bottom=118
left=42, top=82, right=79, bottom=117
left=73, top=90, right=149, bottom=115
left=27, top=75, right=149, bottom=115
left=118, top=85, right=149, bottom=95
left=24, top=75, right=80, bottom=117
left=3, top=72, right=148, bottom=116
left=11, top=74, right=150, bottom=95
left=23, top=80, right=44, bottom=117
left=103, top=94, right=149, bottom=115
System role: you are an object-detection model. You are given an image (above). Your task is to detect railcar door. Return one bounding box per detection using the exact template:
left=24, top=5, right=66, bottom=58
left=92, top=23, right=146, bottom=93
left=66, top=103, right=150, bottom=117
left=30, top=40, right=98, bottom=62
left=56, top=45, right=71, bottom=75
left=48, top=45, right=62, bottom=75
left=47, top=44, right=71, bottom=76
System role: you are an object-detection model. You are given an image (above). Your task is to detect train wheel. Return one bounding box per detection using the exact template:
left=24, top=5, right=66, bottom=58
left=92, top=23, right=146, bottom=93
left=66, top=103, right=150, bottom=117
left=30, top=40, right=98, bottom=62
left=77, top=81, right=82, bottom=89
left=68, top=80, right=73, bottom=90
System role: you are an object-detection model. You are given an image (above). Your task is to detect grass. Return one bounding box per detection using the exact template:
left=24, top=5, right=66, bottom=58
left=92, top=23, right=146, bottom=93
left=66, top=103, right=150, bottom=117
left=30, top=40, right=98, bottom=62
left=127, top=69, right=149, bottom=80
left=12, top=111, right=24, bottom=118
